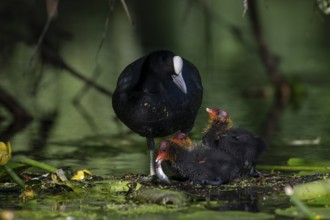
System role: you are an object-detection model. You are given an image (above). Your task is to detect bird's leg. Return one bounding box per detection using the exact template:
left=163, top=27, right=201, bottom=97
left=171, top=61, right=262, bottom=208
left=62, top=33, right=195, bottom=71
left=249, top=162, right=262, bottom=177
left=147, top=137, right=155, bottom=176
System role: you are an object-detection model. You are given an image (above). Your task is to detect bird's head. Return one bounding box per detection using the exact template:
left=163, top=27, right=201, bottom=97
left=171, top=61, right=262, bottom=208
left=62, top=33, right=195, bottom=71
left=206, top=108, right=233, bottom=126
left=156, top=133, right=193, bottom=165
left=172, top=133, right=193, bottom=150
left=155, top=140, right=171, bottom=163
left=145, top=50, right=187, bottom=94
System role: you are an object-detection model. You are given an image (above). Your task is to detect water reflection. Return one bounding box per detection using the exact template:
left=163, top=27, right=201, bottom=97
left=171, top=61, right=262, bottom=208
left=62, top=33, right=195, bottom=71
left=205, top=189, right=260, bottom=212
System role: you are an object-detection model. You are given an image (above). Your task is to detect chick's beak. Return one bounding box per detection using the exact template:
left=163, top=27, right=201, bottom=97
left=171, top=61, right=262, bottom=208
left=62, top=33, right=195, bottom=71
left=155, top=153, right=163, bottom=164
left=155, top=151, right=167, bottom=164
left=155, top=153, right=171, bottom=184
left=206, top=108, right=217, bottom=119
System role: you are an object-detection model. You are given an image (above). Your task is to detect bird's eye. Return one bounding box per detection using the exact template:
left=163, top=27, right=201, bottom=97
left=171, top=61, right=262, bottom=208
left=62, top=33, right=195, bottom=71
left=218, top=110, right=229, bottom=118
left=178, top=133, right=186, bottom=139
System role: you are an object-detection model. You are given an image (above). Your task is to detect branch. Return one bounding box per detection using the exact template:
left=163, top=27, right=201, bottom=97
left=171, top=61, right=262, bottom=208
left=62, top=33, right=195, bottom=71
left=247, top=0, right=291, bottom=103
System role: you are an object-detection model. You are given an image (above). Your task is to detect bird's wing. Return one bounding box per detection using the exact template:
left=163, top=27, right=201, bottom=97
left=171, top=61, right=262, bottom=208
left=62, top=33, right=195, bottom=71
left=182, top=59, right=203, bottom=93
left=115, top=56, right=146, bottom=93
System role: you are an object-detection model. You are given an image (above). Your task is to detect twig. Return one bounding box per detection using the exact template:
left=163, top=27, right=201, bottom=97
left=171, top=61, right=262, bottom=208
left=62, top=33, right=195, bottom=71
left=25, top=0, right=59, bottom=75
left=120, top=0, right=133, bottom=24
left=0, top=87, right=33, bottom=141
left=243, top=0, right=248, bottom=17
left=72, top=8, right=112, bottom=131
left=247, top=0, right=291, bottom=102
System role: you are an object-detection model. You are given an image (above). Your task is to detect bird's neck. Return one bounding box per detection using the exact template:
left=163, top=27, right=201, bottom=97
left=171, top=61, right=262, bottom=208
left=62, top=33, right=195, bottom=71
left=203, top=119, right=232, bottom=136
left=168, top=144, right=188, bottom=165
left=170, top=139, right=194, bottom=151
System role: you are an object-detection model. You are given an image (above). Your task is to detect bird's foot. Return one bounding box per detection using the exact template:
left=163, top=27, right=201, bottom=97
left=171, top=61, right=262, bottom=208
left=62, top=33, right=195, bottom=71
left=249, top=168, right=263, bottom=178
left=194, top=177, right=224, bottom=186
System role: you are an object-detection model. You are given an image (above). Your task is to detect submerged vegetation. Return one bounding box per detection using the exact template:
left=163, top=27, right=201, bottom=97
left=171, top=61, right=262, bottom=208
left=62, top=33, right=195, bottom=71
left=1, top=139, right=330, bottom=219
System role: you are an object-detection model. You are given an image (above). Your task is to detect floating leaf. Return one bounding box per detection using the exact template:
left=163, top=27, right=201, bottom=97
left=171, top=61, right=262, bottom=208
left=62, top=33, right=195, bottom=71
left=132, top=187, right=187, bottom=205
left=288, top=158, right=330, bottom=167
left=180, top=210, right=274, bottom=220
left=292, top=178, right=330, bottom=200
left=307, top=196, right=330, bottom=206
left=276, top=207, right=329, bottom=219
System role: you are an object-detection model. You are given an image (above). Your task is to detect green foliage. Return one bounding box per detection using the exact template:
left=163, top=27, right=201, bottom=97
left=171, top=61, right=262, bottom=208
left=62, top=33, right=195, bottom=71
left=276, top=207, right=330, bottom=219
left=288, top=158, right=330, bottom=167
left=293, top=178, right=330, bottom=200
left=131, top=186, right=187, bottom=205
left=180, top=210, right=274, bottom=220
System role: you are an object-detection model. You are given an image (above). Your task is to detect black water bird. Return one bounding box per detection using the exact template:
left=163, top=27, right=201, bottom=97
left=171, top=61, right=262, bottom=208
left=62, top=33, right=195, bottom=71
left=155, top=135, right=243, bottom=185
left=202, top=108, right=267, bottom=177
left=112, top=50, right=203, bottom=176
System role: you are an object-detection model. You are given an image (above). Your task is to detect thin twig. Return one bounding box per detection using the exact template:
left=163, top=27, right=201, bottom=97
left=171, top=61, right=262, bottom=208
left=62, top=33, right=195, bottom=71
left=25, top=16, right=53, bottom=75
left=247, top=0, right=291, bottom=102
left=242, top=0, right=248, bottom=17
left=120, top=0, right=133, bottom=24
left=72, top=9, right=112, bottom=131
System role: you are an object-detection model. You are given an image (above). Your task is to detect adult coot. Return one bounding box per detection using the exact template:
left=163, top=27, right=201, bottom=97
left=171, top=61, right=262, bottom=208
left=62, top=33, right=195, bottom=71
left=112, top=50, right=203, bottom=176
left=202, top=108, right=267, bottom=177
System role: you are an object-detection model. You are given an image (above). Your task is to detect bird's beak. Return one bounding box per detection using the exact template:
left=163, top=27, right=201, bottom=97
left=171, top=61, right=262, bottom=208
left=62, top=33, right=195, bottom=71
left=155, top=152, right=171, bottom=184
left=155, top=155, right=162, bottom=164
left=206, top=108, right=216, bottom=117
left=172, top=56, right=187, bottom=94
left=172, top=74, right=187, bottom=94
left=155, top=151, right=167, bottom=164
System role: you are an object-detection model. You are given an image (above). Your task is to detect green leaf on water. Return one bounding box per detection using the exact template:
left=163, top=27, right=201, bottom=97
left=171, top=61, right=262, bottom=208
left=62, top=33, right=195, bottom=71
left=180, top=210, right=274, bottom=220
left=293, top=178, right=330, bottom=200
left=276, top=207, right=330, bottom=219
left=306, top=196, right=330, bottom=206
left=288, top=158, right=330, bottom=167
left=132, top=186, right=187, bottom=205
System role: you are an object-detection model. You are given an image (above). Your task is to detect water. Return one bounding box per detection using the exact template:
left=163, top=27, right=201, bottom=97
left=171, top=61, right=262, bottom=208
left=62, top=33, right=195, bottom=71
left=1, top=0, right=330, bottom=218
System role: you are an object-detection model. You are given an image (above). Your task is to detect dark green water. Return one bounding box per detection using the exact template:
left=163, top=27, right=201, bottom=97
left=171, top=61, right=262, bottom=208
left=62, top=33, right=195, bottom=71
left=1, top=0, right=330, bottom=218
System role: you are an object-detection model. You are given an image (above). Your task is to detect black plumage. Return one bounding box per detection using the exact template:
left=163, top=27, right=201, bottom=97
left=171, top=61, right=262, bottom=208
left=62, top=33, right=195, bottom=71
left=112, top=50, right=203, bottom=175
left=202, top=108, right=267, bottom=176
left=156, top=138, right=243, bottom=185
